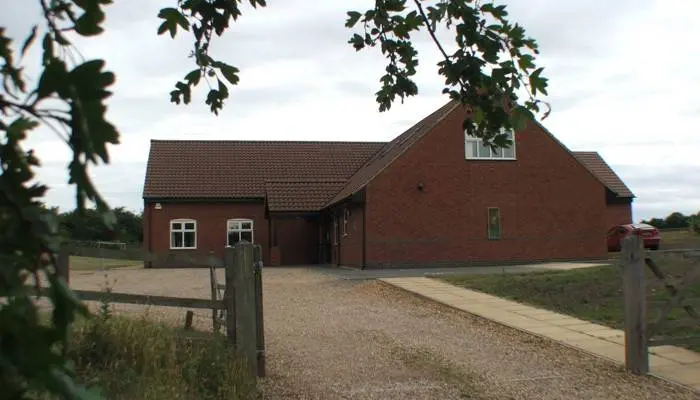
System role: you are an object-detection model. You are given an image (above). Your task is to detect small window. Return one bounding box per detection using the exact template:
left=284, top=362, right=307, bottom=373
left=465, top=129, right=516, bottom=160
left=332, top=216, right=338, bottom=245
left=342, top=208, right=350, bottom=236
left=227, top=218, right=254, bottom=247
left=487, top=208, right=501, bottom=240
left=171, top=219, right=197, bottom=249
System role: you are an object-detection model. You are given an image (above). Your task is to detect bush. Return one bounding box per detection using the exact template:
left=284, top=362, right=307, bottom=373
left=691, top=216, right=700, bottom=235
left=49, top=316, right=258, bottom=400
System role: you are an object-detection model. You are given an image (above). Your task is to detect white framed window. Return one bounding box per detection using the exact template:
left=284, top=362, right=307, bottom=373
left=227, top=218, right=254, bottom=247
left=465, top=128, right=516, bottom=160
left=170, top=219, right=197, bottom=249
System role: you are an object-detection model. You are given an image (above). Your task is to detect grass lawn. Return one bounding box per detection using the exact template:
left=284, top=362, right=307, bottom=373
left=441, top=252, right=700, bottom=352
left=70, top=256, right=142, bottom=271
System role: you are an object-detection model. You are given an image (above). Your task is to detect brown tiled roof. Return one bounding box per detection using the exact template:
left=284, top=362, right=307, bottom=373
left=325, top=100, right=461, bottom=206
left=572, top=151, right=634, bottom=198
left=143, top=140, right=385, bottom=201
left=265, top=180, right=346, bottom=212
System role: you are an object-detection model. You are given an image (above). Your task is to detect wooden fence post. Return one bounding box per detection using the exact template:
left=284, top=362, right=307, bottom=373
left=253, top=245, right=266, bottom=377
left=56, top=244, right=71, bottom=284
left=621, top=234, right=649, bottom=374
left=233, top=242, right=258, bottom=377
left=224, top=247, right=237, bottom=347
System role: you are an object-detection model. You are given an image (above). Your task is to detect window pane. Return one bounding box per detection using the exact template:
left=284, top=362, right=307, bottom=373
left=478, top=142, right=491, bottom=158
left=183, top=231, right=195, bottom=248
left=172, top=222, right=182, bottom=230
left=172, top=232, right=183, bottom=248
left=242, top=221, right=252, bottom=230
left=184, top=222, right=195, bottom=230
left=228, top=232, right=239, bottom=246
left=229, top=221, right=240, bottom=230
left=492, top=146, right=503, bottom=158
left=465, top=140, right=478, bottom=158
left=488, top=208, right=501, bottom=239
left=503, top=145, right=515, bottom=159
left=241, top=231, right=253, bottom=243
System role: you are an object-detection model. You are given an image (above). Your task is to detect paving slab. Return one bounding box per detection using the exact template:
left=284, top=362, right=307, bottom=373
left=651, top=346, right=700, bottom=365
left=380, top=276, right=700, bottom=393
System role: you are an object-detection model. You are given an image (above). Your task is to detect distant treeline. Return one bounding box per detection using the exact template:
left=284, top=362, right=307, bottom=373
left=642, top=211, right=700, bottom=232
left=44, top=206, right=143, bottom=244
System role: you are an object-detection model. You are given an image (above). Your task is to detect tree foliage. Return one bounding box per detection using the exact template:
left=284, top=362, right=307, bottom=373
left=0, top=0, right=549, bottom=398
left=58, top=207, right=143, bottom=244
left=642, top=211, right=700, bottom=231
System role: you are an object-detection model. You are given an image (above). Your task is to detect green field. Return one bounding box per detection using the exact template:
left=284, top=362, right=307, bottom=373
left=69, top=256, right=142, bottom=271
left=441, top=252, right=700, bottom=352
left=658, top=229, right=700, bottom=250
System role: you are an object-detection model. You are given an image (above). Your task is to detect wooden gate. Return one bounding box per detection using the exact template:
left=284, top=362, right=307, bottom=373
left=620, top=234, right=700, bottom=374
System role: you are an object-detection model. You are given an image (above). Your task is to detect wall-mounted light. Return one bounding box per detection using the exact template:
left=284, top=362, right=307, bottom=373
left=154, top=203, right=162, bottom=210
left=417, top=182, right=424, bottom=191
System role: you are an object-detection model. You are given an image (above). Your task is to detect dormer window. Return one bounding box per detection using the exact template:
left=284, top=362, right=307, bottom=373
left=465, top=129, right=516, bottom=160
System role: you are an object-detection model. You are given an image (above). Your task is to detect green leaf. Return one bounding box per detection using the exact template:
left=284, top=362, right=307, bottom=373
left=21, top=25, right=38, bottom=57
left=7, top=117, right=40, bottom=141
left=157, top=21, right=169, bottom=36
left=74, top=7, right=106, bottom=36
left=157, top=8, right=188, bottom=37
left=41, top=33, right=54, bottom=65
left=528, top=67, right=548, bottom=96
left=345, top=11, right=362, bottom=27
left=219, top=63, right=239, bottom=85
left=184, top=69, right=201, bottom=85
left=37, top=59, right=68, bottom=99
left=517, top=54, right=535, bottom=71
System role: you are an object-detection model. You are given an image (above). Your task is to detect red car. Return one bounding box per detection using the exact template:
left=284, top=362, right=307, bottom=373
left=607, top=223, right=661, bottom=252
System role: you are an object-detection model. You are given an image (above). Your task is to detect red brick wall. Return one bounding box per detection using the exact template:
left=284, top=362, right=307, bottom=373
left=365, top=110, right=609, bottom=267
left=338, top=204, right=364, bottom=267
left=606, top=203, right=633, bottom=227
left=144, top=202, right=268, bottom=267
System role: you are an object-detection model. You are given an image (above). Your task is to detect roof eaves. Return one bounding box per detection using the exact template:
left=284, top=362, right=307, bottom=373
left=571, top=151, right=635, bottom=199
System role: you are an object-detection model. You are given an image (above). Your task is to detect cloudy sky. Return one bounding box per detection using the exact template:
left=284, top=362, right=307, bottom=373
left=3, top=0, right=699, bottom=221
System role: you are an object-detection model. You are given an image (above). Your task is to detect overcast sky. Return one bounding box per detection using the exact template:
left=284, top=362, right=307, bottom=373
left=3, top=0, right=699, bottom=222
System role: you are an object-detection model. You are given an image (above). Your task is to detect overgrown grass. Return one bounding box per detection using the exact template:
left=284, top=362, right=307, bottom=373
left=69, top=256, right=142, bottom=271
left=38, top=315, right=258, bottom=400
left=441, top=252, right=700, bottom=352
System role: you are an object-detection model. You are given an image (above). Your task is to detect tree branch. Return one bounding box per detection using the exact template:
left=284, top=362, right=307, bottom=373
left=413, top=0, right=451, bottom=63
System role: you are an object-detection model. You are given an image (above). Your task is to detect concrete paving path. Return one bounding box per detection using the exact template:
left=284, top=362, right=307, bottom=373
left=313, top=261, right=609, bottom=280
left=381, top=276, right=700, bottom=392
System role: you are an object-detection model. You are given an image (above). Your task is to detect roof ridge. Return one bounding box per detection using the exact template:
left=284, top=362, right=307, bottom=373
left=150, top=139, right=389, bottom=145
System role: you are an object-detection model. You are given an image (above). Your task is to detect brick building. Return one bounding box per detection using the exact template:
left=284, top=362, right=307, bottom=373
left=142, top=100, right=634, bottom=268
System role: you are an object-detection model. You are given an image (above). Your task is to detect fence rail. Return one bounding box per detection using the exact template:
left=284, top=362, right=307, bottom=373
left=51, top=241, right=265, bottom=379
left=620, top=236, right=700, bottom=374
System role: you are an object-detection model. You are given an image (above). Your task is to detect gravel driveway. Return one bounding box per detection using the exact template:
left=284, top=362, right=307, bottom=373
left=69, top=267, right=699, bottom=400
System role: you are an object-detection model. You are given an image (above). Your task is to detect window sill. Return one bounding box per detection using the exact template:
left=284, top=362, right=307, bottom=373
left=465, top=157, right=517, bottom=161
left=170, top=247, right=197, bottom=250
